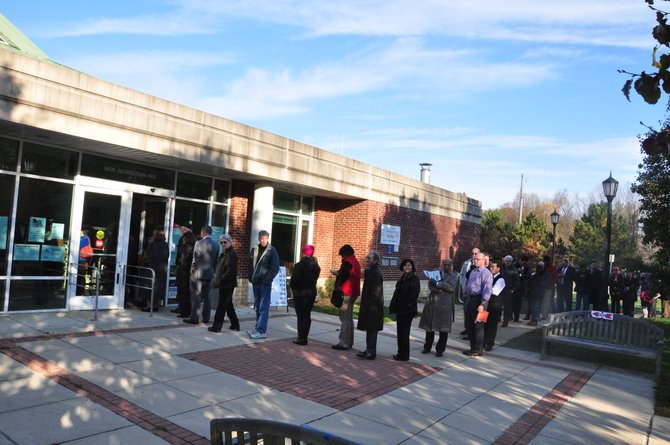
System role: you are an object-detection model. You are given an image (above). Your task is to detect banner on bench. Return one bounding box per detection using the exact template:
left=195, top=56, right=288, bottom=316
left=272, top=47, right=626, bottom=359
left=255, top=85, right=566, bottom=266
left=591, top=310, right=614, bottom=320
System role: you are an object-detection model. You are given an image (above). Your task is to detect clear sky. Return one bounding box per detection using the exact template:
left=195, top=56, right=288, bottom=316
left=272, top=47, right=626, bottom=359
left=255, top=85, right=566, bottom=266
left=1, top=1, right=663, bottom=209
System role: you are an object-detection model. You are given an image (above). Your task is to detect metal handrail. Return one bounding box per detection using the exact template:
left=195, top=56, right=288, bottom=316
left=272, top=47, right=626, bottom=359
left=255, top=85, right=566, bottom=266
left=124, top=265, right=156, bottom=317
left=72, top=264, right=101, bottom=321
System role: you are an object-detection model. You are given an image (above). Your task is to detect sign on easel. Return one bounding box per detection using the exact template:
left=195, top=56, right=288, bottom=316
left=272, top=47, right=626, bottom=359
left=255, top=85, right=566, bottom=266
left=271, top=266, right=287, bottom=307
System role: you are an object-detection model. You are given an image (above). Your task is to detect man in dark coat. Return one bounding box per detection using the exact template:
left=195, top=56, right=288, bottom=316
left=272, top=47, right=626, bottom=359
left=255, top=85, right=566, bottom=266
left=185, top=225, right=219, bottom=324
left=556, top=259, right=576, bottom=312
left=419, top=258, right=458, bottom=357
left=501, top=255, right=520, bottom=326
left=289, top=244, right=321, bottom=345
left=248, top=230, right=280, bottom=339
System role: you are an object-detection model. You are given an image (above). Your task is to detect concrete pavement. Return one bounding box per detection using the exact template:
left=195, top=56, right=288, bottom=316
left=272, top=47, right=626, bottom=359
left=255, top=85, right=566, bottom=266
left=0, top=305, right=665, bottom=445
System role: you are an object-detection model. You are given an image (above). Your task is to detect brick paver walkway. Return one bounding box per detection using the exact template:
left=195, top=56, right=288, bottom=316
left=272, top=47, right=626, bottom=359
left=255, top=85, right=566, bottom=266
left=182, top=338, right=441, bottom=410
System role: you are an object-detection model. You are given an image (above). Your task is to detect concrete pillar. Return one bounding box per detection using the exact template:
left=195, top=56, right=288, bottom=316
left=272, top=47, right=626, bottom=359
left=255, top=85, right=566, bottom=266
left=248, top=184, right=274, bottom=304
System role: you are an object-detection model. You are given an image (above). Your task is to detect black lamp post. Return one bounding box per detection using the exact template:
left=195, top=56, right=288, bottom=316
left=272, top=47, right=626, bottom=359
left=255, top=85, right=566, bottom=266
left=550, top=210, right=560, bottom=264
left=602, top=172, right=619, bottom=276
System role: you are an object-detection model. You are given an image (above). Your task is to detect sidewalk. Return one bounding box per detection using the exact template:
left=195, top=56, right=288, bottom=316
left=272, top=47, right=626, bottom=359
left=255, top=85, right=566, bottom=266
left=0, top=305, right=667, bottom=445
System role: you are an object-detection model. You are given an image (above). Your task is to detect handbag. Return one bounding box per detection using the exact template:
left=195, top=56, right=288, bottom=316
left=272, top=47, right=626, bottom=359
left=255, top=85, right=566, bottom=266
left=330, top=288, right=344, bottom=308
left=79, top=244, right=94, bottom=258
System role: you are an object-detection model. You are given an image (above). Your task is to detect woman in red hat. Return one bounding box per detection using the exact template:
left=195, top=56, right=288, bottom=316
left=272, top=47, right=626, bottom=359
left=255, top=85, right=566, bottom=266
left=289, top=245, right=321, bottom=345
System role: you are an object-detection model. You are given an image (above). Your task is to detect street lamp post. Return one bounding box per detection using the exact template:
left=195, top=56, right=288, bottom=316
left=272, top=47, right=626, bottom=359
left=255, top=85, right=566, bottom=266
left=550, top=210, right=560, bottom=265
left=602, top=172, right=619, bottom=277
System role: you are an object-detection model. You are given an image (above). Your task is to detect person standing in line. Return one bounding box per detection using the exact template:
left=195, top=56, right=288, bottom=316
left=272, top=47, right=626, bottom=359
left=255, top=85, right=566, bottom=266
left=622, top=270, right=639, bottom=317
left=518, top=256, right=532, bottom=321
left=389, top=258, right=421, bottom=361
left=142, top=229, right=169, bottom=312
left=501, top=255, right=520, bottom=327
left=419, top=258, right=458, bottom=357
left=209, top=233, right=240, bottom=333
left=527, top=261, right=547, bottom=326
left=608, top=266, right=625, bottom=314
left=463, top=252, right=493, bottom=356
left=331, top=244, right=361, bottom=350
left=185, top=225, right=219, bottom=324
left=484, top=259, right=506, bottom=351
left=172, top=224, right=193, bottom=316
left=459, top=247, right=481, bottom=338
left=573, top=264, right=589, bottom=311
left=356, top=250, right=384, bottom=360
left=556, top=258, right=576, bottom=312
left=541, top=255, right=558, bottom=319
left=247, top=230, right=280, bottom=339
left=586, top=262, right=604, bottom=311
left=289, top=245, right=321, bottom=345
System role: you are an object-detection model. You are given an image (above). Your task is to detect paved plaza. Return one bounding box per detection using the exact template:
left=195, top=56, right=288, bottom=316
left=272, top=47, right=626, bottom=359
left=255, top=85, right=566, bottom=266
left=0, top=306, right=669, bottom=444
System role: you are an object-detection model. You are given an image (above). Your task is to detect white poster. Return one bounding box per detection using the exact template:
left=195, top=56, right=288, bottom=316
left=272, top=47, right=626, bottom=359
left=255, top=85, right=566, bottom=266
left=50, top=222, right=65, bottom=241
left=271, top=266, right=288, bottom=307
left=14, top=244, right=40, bottom=261
left=41, top=245, right=66, bottom=262
left=380, top=224, right=401, bottom=247
left=28, top=217, right=46, bottom=243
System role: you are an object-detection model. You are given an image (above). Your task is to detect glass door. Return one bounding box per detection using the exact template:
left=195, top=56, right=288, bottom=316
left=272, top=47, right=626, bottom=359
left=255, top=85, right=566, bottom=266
left=68, top=187, right=130, bottom=310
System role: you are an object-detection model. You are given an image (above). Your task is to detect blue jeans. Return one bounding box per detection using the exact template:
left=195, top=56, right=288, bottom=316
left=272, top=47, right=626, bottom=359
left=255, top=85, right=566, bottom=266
left=253, top=283, right=272, bottom=334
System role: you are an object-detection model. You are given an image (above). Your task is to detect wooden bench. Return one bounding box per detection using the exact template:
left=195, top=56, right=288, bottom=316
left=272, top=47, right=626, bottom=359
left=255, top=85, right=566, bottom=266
left=541, top=311, right=665, bottom=380
left=210, top=418, right=361, bottom=445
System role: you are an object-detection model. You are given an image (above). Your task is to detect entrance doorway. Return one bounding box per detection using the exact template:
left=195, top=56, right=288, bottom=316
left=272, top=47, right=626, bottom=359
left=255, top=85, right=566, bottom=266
left=68, top=182, right=173, bottom=310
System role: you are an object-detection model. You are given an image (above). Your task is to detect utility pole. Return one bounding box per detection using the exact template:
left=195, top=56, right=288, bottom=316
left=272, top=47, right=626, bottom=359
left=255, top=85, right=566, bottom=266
left=518, top=174, right=524, bottom=224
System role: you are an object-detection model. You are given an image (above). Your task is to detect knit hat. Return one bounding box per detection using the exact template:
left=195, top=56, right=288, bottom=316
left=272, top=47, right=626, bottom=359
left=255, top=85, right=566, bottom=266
left=301, top=245, right=315, bottom=257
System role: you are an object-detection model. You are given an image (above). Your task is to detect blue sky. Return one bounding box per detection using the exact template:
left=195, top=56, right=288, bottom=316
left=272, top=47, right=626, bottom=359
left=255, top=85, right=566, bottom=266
left=1, top=1, right=663, bottom=209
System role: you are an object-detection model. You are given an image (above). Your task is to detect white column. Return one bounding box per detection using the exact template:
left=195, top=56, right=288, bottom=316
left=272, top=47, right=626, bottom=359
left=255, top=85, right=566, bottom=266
left=250, top=184, right=274, bottom=245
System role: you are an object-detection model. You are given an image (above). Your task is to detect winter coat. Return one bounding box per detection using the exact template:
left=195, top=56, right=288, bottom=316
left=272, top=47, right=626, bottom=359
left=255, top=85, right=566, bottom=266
left=290, top=256, right=321, bottom=298
left=357, top=264, right=384, bottom=332
left=389, top=272, right=421, bottom=317
left=419, top=269, right=458, bottom=333
left=213, top=247, right=238, bottom=289
left=248, top=243, right=280, bottom=285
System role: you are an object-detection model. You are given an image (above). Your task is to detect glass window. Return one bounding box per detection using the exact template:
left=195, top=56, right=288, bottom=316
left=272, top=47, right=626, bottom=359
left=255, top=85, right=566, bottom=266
left=213, top=180, right=230, bottom=203
left=211, top=204, right=228, bottom=243
left=177, top=173, right=211, bottom=200
left=301, top=196, right=314, bottom=215
left=0, top=280, right=5, bottom=311
left=81, top=154, right=175, bottom=189
left=12, top=178, right=73, bottom=277
left=9, top=279, right=66, bottom=310
left=272, top=214, right=297, bottom=274
left=0, top=174, right=14, bottom=275
left=274, top=191, right=300, bottom=213
left=0, top=137, right=18, bottom=171
left=171, top=200, right=208, bottom=268
left=22, top=143, right=78, bottom=179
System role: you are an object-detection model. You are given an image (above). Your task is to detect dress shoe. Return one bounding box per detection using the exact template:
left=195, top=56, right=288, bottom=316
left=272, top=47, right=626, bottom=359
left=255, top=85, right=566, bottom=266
left=484, top=346, right=493, bottom=352
left=229, top=325, right=240, bottom=331
left=141, top=307, right=159, bottom=313
left=170, top=308, right=181, bottom=313
left=183, top=319, right=199, bottom=324
left=435, top=351, right=444, bottom=357
left=501, top=322, right=509, bottom=328
left=331, top=344, right=348, bottom=351
left=356, top=352, right=376, bottom=360
left=459, top=329, right=467, bottom=336
left=392, top=355, right=409, bottom=361
left=293, top=339, right=308, bottom=346
left=208, top=327, right=221, bottom=333
left=464, top=350, right=482, bottom=357
left=421, top=348, right=431, bottom=354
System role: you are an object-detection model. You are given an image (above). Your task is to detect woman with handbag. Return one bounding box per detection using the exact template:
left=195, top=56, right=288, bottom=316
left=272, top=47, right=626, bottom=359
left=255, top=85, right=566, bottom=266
left=356, top=250, right=384, bottom=360
left=331, top=244, right=361, bottom=351
left=389, top=258, right=421, bottom=361
left=289, top=245, right=321, bottom=345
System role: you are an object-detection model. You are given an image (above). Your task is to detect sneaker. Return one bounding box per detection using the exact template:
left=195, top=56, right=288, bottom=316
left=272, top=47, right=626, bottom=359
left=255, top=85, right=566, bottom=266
left=249, top=331, right=267, bottom=339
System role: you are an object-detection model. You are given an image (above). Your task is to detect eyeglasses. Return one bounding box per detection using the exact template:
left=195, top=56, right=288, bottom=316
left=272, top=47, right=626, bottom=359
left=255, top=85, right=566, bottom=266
left=221, top=241, right=228, bottom=244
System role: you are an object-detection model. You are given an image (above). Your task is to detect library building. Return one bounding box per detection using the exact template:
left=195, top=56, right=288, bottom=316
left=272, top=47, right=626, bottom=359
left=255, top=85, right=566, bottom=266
left=0, top=15, right=481, bottom=313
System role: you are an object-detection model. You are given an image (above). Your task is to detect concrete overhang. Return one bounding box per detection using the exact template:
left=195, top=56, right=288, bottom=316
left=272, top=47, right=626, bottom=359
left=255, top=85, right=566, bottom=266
left=0, top=49, right=482, bottom=223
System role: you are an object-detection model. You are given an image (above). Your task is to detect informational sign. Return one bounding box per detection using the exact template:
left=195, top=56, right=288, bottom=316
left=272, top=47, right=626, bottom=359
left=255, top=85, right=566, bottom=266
left=168, top=286, right=178, bottom=299
left=211, top=226, right=225, bottom=245
left=0, top=216, right=7, bottom=250
left=41, top=245, right=66, bottom=262
left=50, top=222, right=64, bottom=241
left=591, top=311, right=614, bottom=321
left=14, top=244, right=40, bottom=261
left=423, top=269, right=442, bottom=281
left=28, top=217, right=46, bottom=243
left=271, top=266, right=288, bottom=307
left=380, top=224, right=401, bottom=249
